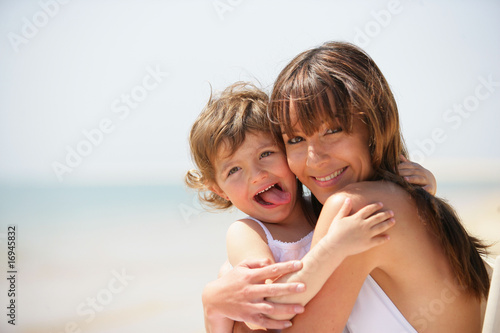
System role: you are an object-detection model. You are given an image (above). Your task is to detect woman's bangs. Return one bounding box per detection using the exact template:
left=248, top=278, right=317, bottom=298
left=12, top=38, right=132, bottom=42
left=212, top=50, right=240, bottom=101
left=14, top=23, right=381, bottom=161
left=280, top=79, right=352, bottom=137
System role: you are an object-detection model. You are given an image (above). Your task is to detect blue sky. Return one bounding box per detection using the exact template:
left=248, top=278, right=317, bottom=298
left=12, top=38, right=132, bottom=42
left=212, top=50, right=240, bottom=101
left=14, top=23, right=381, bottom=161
left=1, top=0, right=499, bottom=186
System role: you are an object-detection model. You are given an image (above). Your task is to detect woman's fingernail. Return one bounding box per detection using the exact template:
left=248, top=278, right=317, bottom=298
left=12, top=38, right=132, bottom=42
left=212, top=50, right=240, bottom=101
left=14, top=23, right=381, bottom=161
left=285, top=322, right=293, bottom=328
left=293, top=261, right=302, bottom=269
left=296, top=283, right=305, bottom=292
left=294, top=305, right=305, bottom=313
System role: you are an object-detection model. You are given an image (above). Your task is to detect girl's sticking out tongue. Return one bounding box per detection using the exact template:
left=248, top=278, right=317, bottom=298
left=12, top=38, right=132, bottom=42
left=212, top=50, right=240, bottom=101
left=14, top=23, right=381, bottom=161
left=256, top=184, right=291, bottom=205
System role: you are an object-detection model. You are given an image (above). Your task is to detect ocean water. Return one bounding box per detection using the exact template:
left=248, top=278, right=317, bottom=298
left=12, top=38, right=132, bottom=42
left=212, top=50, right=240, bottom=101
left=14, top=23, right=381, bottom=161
left=0, top=184, right=243, bottom=333
left=0, top=182, right=498, bottom=332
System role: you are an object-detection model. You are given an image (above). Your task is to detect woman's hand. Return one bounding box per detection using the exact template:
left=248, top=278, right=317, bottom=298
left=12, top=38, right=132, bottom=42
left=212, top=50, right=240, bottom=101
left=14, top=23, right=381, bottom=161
left=202, top=258, right=306, bottom=332
left=398, top=155, right=437, bottom=195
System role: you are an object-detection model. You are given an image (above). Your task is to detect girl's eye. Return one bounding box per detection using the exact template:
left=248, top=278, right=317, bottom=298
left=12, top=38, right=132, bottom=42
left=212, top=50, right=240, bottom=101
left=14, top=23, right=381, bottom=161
left=325, top=127, right=342, bottom=135
left=288, top=136, right=304, bottom=144
left=227, top=166, right=240, bottom=177
left=260, top=151, right=273, bottom=159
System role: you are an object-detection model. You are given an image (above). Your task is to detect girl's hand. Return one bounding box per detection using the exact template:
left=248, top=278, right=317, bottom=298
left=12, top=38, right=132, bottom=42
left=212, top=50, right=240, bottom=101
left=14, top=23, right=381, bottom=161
left=398, top=155, right=437, bottom=195
left=202, top=258, right=305, bottom=331
left=326, top=198, right=395, bottom=257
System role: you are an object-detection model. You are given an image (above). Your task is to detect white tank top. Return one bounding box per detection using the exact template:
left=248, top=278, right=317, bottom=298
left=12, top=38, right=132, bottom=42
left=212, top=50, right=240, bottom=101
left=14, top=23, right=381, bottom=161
left=244, top=216, right=313, bottom=263
left=344, top=275, right=417, bottom=333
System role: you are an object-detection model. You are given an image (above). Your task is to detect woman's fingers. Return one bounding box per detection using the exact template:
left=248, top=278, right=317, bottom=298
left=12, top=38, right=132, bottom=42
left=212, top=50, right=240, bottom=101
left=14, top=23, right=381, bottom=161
left=239, top=302, right=303, bottom=330
left=250, top=260, right=303, bottom=282
left=258, top=301, right=305, bottom=317
left=249, top=281, right=306, bottom=299
left=240, top=257, right=274, bottom=269
left=245, top=312, right=294, bottom=330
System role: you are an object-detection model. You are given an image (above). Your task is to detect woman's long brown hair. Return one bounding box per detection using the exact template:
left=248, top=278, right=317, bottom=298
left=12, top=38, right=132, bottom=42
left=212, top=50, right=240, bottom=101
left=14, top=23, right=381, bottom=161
left=269, top=41, right=490, bottom=299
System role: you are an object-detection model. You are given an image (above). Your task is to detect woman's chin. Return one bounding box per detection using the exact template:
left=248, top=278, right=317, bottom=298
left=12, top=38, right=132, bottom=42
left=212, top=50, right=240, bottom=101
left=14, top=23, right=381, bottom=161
left=311, top=189, right=335, bottom=205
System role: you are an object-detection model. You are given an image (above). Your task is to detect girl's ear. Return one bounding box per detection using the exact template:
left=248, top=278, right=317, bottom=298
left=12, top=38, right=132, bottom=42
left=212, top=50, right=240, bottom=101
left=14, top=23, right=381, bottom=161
left=209, top=184, right=229, bottom=201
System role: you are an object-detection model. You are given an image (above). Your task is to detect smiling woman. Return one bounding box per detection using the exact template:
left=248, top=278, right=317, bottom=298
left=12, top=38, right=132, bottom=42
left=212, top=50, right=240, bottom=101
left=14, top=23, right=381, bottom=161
left=267, top=41, right=490, bottom=333
left=282, top=115, right=373, bottom=205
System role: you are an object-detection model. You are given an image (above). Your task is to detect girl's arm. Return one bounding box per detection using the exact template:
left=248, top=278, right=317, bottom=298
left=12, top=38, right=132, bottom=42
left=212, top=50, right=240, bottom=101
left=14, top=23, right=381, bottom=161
left=226, top=219, right=276, bottom=266
left=265, top=197, right=395, bottom=320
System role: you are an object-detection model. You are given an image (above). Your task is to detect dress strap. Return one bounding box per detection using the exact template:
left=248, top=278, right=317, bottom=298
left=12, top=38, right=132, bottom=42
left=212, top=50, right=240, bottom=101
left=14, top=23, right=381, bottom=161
left=243, top=216, right=274, bottom=243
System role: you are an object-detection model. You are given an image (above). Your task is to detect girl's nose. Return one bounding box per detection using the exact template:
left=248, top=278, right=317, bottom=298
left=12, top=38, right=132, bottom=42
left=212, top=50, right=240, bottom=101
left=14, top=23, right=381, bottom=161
left=250, top=167, right=268, bottom=184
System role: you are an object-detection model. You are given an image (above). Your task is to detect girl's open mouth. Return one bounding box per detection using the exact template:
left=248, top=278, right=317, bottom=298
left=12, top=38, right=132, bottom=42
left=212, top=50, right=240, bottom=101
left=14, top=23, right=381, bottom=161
left=254, top=183, right=291, bottom=206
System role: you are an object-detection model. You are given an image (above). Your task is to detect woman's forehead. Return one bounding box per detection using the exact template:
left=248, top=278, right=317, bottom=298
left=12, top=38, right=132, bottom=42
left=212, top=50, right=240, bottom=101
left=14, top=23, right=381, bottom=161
left=283, top=100, right=341, bottom=134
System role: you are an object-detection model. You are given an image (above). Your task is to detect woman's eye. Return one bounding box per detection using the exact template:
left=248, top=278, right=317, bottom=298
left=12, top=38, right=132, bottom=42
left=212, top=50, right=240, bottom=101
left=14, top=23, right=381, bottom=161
left=325, top=127, right=342, bottom=135
left=288, top=136, right=303, bottom=144
left=227, top=167, right=240, bottom=176
left=260, top=151, right=273, bottom=159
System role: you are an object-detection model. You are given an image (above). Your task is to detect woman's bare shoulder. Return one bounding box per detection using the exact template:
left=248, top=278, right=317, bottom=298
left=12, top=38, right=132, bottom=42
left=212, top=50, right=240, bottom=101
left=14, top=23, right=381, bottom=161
left=330, top=181, right=411, bottom=210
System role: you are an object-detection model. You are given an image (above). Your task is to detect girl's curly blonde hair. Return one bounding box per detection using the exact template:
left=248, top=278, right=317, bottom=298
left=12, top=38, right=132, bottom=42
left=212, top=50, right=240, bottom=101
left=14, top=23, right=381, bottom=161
left=185, top=82, right=271, bottom=210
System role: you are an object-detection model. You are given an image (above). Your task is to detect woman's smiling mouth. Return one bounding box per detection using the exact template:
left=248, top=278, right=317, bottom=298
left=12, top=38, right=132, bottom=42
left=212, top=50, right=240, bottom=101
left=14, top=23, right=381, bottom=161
left=312, top=167, right=347, bottom=184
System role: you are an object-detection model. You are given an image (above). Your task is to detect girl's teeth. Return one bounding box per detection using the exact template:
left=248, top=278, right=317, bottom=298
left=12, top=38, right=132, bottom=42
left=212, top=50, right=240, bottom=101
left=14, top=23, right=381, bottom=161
left=316, top=168, right=345, bottom=181
left=257, top=184, right=275, bottom=194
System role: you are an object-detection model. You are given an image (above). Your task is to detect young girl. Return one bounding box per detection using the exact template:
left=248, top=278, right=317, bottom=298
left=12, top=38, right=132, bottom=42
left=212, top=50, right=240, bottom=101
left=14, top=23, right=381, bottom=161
left=186, top=82, right=437, bottom=332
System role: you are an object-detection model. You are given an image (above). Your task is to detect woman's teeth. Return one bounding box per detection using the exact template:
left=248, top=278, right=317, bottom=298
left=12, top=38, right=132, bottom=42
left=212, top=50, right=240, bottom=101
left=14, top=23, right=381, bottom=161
left=315, top=168, right=346, bottom=181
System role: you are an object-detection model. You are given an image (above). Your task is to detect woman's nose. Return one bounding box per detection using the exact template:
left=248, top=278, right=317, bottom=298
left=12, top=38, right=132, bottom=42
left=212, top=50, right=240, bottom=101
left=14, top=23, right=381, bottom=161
left=307, top=141, right=329, bottom=168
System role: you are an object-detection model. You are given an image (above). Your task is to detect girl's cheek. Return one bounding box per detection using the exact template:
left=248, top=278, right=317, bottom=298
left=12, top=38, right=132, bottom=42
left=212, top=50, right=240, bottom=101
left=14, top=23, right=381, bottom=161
left=286, top=154, right=302, bottom=174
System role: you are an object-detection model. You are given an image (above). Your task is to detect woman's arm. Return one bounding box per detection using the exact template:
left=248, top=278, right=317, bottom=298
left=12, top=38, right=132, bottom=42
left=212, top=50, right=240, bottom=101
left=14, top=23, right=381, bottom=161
left=202, top=258, right=306, bottom=332
left=204, top=220, right=306, bottom=332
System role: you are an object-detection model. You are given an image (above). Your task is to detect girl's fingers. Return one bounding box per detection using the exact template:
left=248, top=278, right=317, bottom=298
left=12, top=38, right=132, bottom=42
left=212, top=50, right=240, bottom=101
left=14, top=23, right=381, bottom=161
left=335, top=198, right=352, bottom=220
left=355, top=202, right=383, bottom=218
left=370, top=234, right=391, bottom=247
left=399, top=154, right=409, bottom=163
left=402, top=174, right=426, bottom=185
left=366, top=210, right=394, bottom=225
left=370, top=218, right=396, bottom=234
left=398, top=165, right=421, bottom=174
